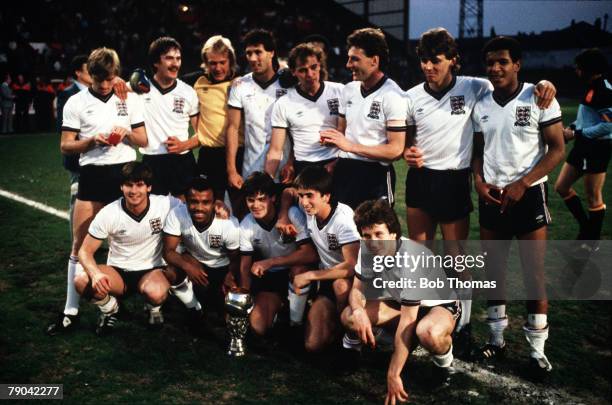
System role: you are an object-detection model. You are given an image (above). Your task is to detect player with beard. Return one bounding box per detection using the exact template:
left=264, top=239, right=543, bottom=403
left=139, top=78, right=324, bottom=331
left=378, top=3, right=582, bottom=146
left=403, top=28, right=556, bottom=355
left=74, top=162, right=176, bottom=335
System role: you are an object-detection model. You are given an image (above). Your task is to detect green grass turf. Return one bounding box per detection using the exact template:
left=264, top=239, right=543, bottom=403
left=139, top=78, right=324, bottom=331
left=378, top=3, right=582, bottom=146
left=0, top=101, right=610, bottom=403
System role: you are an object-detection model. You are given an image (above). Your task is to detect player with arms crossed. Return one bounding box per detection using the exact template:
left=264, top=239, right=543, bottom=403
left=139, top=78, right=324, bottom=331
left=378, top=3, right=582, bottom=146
left=238, top=172, right=318, bottom=336
left=403, top=28, right=556, bottom=353
left=266, top=43, right=343, bottom=181
left=471, top=36, right=564, bottom=379
left=342, top=200, right=460, bottom=405
left=162, top=177, right=240, bottom=327
left=139, top=37, right=199, bottom=199
left=293, top=166, right=360, bottom=352
left=320, top=28, right=406, bottom=209
left=555, top=48, right=611, bottom=247
left=74, top=162, right=176, bottom=335
left=54, top=48, right=147, bottom=333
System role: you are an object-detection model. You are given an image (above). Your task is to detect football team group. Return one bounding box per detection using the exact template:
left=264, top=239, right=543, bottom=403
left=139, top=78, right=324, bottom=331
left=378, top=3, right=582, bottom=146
left=44, top=25, right=610, bottom=404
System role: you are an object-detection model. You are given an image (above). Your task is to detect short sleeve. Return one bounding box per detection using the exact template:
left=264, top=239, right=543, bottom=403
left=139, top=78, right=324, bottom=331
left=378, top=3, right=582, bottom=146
left=227, top=78, right=243, bottom=109
left=163, top=206, right=182, bottom=237
left=383, top=89, right=408, bottom=122
left=239, top=218, right=255, bottom=253
left=338, top=85, right=349, bottom=116
left=288, top=206, right=309, bottom=243
left=127, top=93, right=145, bottom=128
left=471, top=106, right=482, bottom=132
left=62, top=96, right=80, bottom=132
left=405, top=94, right=415, bottom=126
left=538, top=97, right=563, bottom=128
left=471, top=77, right=493, bottom=100
left=88, top=206, right=111, bottom=240
left=187, top=87, right=199, bottom=117
left=337, top=213, right=360, bottom=246
left=224, top=218, right=240, bottom=251
left=271, top=98, right=289, bottom=129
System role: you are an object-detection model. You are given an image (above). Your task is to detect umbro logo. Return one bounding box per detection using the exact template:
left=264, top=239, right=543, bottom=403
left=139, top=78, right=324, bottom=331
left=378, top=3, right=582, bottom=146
left=296, top=111, right=304, bottom=117
left=535, top=214, right=545, bottom=223
left=416, top=108, right=424, bottom=114
left=117, top=229, right=127, bottom=235
left=86, top=110, right=94, bottom=115
left=481, top=115, right=489, bottom=122
left=253, top=238, right=262, bottom=244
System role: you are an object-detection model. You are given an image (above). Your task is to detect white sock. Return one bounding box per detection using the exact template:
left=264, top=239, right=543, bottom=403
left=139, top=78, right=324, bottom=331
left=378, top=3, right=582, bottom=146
left=524, top=314, right=549, bottom=360
left=63, top=256, right=80, bottom=316
left=288, top=282, right=310, bottom=325
left=486, top=305, right=508, bottom=347
left=432, top=344, right=454, bottom=368
left=170, top=279, right=202, bottom=310
left=457, top=299, right=472, bottom=331
left=94, top=295, right=118, bottom=315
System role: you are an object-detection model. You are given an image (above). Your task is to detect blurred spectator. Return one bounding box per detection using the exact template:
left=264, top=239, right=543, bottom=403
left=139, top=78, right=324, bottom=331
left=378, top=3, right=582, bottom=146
left=12, top=73, right=32, bottom=133
left=1, top=73, right=15, bottom=134
left=34, top=76, right=55, bottom=131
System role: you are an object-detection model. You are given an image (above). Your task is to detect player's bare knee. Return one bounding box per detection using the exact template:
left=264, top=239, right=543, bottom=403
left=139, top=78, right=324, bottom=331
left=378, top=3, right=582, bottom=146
left=144, top=285, right=168, bottom=305
left=73, top=272, right=90, bottom=294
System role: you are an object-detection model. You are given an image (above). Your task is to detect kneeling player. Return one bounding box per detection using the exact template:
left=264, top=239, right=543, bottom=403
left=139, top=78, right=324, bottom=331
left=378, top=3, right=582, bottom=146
left=163, top=176, right=240, bottom=328
left=293, top=166, right=360, bottom=352
left=472, top=36, right=564, bottom=378
left=75, top=162, right=174, bottom=335
left=341, top=200, right=459, bottom=404
left=238, top=172, right=318, bottom=337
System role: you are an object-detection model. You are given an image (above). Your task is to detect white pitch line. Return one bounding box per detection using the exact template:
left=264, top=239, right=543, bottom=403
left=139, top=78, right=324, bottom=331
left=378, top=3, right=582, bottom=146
left=0, top=188, right=69, bottom=221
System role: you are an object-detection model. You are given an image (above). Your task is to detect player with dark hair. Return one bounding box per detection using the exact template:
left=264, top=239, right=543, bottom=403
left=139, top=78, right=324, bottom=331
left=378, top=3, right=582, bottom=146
left=140, top=36, right=200, bottom=199
left=472, top=36, right=564, bottom=379
left=293, top=166, right=360, bottom=352
left=226, top=29, right=290, bottom=218
left=342, top=199, right=460, bottom=404
left=554, top=48, right=611, bottom=247
left=320, top=28, right=406, bottom=209
left=53, top=47, right=147, bottom=335
left=162, top=176, right=240, bottom=326
left=266, top=43, right=344, bottom=182
left=74, top=162, right=179, bottom=335
left=404, top=28, right=556, bottom=354
left=238, top=172, right=318, bottom=336
left=46, top=54, right=93, bottom=336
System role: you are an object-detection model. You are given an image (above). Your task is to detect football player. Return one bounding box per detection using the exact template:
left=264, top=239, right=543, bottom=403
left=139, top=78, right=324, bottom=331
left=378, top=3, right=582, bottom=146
left=555, top=48, right=611, bottom=247
left=472, top=36, right=564, bottom=379
left=74, top=162, right=176, bottom=335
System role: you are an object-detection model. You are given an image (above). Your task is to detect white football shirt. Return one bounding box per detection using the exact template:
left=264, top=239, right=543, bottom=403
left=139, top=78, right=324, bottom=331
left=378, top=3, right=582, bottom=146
left=338, top=76, right=407, bottom=164
left=139, top=78, right=199, bottom=155
left=306, top=202, right=360, bottom=269
left=406, top=76, right=491, bottom=170
left=271, top=81, right=343, bottom=162
left=88, top=195, right=182, bottom=271
left=62, top=88, right=145, bottom=166
left=240, top=206, right=310, bottom=272
left=163, top=204, right=240, bottom=268
left=228, top=72, right=289, bottom=177
left=472, top=82, right=562, bottom=187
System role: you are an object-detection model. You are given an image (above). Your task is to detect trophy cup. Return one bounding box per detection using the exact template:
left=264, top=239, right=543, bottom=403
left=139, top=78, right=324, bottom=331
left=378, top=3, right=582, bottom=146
left=225, top=287, right=254, bottom=357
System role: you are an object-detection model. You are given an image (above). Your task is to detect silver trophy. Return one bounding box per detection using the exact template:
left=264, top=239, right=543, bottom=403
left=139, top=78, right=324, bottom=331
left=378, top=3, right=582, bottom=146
left=224, top=287, right=254, bottom=357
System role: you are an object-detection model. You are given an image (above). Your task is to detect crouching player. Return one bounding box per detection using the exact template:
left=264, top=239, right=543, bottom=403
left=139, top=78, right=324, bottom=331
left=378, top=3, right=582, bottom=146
left=238, top=172, right=319, bottom=337
left=341, top=200, right=460, bottom=404
left=75, top=162, right=176, bottom=335
left=293, top=166, right=360, bottom=352
left=472, top=36, right=564, bottom=379
left=162, top=176, right=240, bottom=329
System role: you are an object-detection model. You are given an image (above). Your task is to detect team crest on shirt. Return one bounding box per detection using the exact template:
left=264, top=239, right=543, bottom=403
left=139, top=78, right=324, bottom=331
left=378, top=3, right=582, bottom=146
left=514, top=106, right=531, bottom=127
left=173, top=97, right=185, bottom=114
left=209, top=234, right=223, bottom=248
left=327, top=98, right=339, bottom=115
left=327, top=233, right=340, bottom=250
left=450, top=96, right=466, bottom=115
left=367, top=101, right=382, bottom=119
left=116, top=101, right=128, bottom=116
left=276, top=88, right=288, bottom=98
left=149, top=217, right=162, bottom=234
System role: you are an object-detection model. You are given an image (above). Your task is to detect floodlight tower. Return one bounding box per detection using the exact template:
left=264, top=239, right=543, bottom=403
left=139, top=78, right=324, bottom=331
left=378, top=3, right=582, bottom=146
left=459, top=0, right=483, bottom=38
